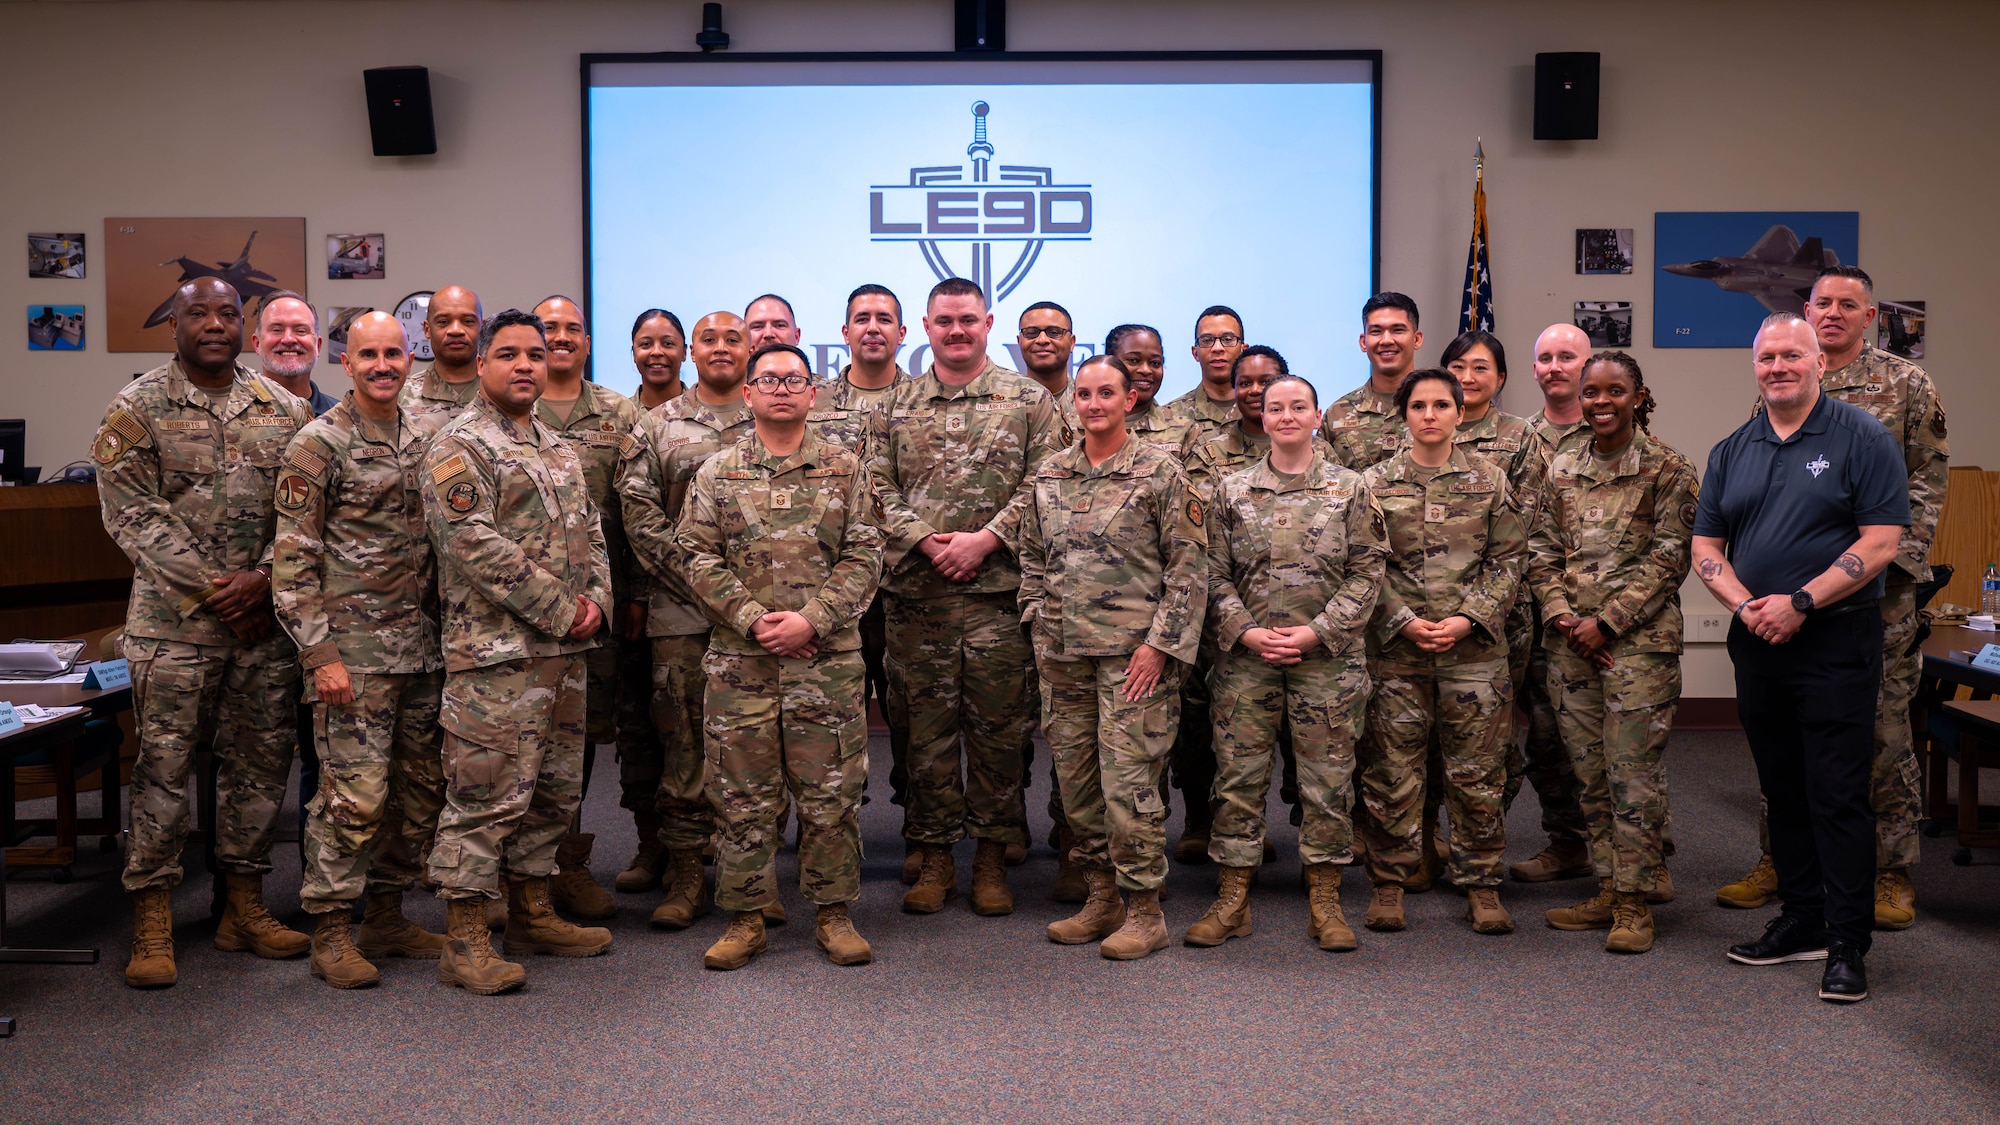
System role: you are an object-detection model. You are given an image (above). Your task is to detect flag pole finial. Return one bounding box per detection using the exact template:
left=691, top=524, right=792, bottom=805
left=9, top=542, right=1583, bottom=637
left=1475, top=138, right=1484, bottom=176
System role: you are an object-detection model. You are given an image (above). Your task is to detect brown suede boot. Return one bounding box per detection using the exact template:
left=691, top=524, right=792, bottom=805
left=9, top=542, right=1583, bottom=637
left=1364, top=883, right=1406, bottom=932
left=1605, top=892, right=1655, bottom=954
left=439, top=897, right=526, bottom=995
left=703, top=909, right=768, bottom=971
left=1508, top=836, right=1594, bottom=882
left=900, top=838, right=922, bottom=885
left=1647, top=865, right=1676, bottom=905
left=970, top=839, right=1014, bottom=916
left=1101, top=889, right=1169, bottom=960
left=762, top=899, right=787, bottom=926
left=1005, top=842, right=1028, bottom=866
left=1305, top=863, right=1357, bottom=952
left=1545, top=878, right=1617, bottom=931
left=1465, top=886, right=1514, bottom=935
left=1047, top=868, right=1126, bottom=944
left=814, top=903, right=873, bottom=966
left=1404, top=828, right=1445, bottom=894
left=214, top=872, right=310, bottom=959
left=649, top=849, right=711, bottom=930
left=356, top=892, right=449, bottom=959
left=310, top=910, right=381, bottom=989
left=902, top=843, right=956, bottom=913
left=616, top=813, right=667, bottom=893
left=125, top=887, right=177, bottom=989
left=1715, top=854, right=1777, bottom=908
left=504, top=877, right=613, bottom=958
left=1051, top=825, right=1087, bottom=903
left=1183, top=865, right=1254, bottom=947
left=549, top=832, right=618, bottom=920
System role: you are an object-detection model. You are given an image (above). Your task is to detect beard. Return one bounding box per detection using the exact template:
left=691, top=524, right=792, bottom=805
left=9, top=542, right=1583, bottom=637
left=262, top=351, right=316, bottom=380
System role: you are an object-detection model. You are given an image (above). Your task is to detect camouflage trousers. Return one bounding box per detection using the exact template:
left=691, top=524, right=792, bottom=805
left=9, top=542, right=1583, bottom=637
left=582, top=633, right=659, bottom=813
left=1753, top=575, right=1924, bottom=869
left=1547, top=647, right=1678, bottom=895
left=1209, top=649, right=1366, bottom=868
left=1359, top=655, right=1512, bottom=888
left=121, top=633, right=300, bottom=893
left=649, top=633, right=718, bottom=852
left=1519, top=617, right=1588, bottom=846
left=704, top=650, right=868, bottom=910
left=300, top=670, right=445, bottom=910
left=429, top=654, right=586, bottom=900
left=1036, top=644, right=1183, bottom=893
left=887, top=591, right=1034, bottom=849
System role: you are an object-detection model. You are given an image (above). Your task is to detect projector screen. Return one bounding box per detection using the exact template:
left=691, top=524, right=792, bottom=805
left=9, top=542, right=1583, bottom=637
left=584, top=53, right=1378, bottom=405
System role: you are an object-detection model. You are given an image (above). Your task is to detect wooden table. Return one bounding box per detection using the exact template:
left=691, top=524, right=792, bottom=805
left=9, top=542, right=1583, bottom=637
left=2, top=664, right=132, bottom=873
left=1918, top=625, right=2000, bottom=862
left=0, top=708, right=104, bottom=1037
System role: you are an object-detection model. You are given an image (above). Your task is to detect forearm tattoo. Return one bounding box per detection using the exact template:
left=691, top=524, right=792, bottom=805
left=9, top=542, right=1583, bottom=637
left=1834, top=552, right=1865, bottom=579
left=1697, top=557, right=1723, bottom=580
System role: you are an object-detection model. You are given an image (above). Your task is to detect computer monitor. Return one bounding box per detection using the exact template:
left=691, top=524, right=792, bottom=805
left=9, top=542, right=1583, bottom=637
left=0, top=420, right=24, bottom=484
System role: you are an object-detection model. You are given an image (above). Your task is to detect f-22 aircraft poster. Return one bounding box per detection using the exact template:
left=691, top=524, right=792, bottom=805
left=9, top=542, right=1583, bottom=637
left=1654, top=211, right=1859, bottom=348
left=103, top=217, right=307, bottom=352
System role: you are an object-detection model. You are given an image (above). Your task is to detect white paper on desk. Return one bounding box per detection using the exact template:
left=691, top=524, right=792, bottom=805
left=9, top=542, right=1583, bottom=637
left=14, top=704, right=86, bottom=723
left=0, top=671, right=89, bottom=685
left=0, top=643, right=64, bottom=673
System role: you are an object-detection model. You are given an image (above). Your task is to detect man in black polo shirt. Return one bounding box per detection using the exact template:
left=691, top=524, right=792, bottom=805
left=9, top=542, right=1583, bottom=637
left=1692, top=312, right=1908, bottom=1004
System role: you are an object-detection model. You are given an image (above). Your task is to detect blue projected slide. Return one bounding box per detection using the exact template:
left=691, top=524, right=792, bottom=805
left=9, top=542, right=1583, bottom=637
left=586, top=56, right=1376, bottom=404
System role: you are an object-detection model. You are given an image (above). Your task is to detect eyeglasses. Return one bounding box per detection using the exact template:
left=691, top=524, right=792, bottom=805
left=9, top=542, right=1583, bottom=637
left=1196, top=334, right=1243, bottom=348
left=748, top=374, right=812, bottom=392
left=1019, top=326, right=1072, bottom=340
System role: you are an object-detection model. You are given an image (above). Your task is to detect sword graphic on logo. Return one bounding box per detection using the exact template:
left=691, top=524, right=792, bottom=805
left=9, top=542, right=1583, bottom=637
left=965, top=101, right=995, bottom=299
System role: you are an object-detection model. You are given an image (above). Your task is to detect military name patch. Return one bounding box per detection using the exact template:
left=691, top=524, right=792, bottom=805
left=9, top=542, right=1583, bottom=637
left=446, top=480, right=478, bottom=514
left=431, top=453, right=469, bottom=486
left=156, top=419, right=208, bottom=433
left=275, top=472, right=312, bottom=510
left=241, top=415, right=292, bottom=427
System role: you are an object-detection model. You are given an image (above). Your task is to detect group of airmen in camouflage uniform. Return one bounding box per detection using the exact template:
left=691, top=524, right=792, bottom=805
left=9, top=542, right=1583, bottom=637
left=93, top=259, right=1943, bottom=990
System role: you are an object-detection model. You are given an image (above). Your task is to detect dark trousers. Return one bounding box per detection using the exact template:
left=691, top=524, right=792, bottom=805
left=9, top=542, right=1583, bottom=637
left=1728, top=608, right=1882, bottom=952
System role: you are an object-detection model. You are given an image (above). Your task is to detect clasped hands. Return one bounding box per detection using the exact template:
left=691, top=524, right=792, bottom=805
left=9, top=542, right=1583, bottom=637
left=1239, top=625, right=1325, bottom=666
left=1735, top=596, right=1804, bottom=646
left=1550, top=613, right=1617, bottom=669
left=1398, top=615, right=1476, bottom=655
left=919, top=529, right=1002, bottom=583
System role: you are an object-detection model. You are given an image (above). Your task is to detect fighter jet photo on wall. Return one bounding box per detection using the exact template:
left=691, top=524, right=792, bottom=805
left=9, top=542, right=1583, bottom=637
left=1653, top=211, right=1859, bottom=348
left=103, top=217, right=306, bottom=352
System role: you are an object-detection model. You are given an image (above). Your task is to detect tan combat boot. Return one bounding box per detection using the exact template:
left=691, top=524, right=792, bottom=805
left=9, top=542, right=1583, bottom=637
left=650, top=848, right=711, bottom=929
left=703, top=909, right=768, bottom=970
left=1647, top=865, right=1676, bottom=905
left=1507, top=836, right=1593, bottom=882
left=814, top=903, right=873, bottom=966
left=762, top=899, right=787, bottom=925
left=1465, top=886, right=1515, bottom=935
left=439, top=897, right=526, bottom=995
left=1174, top=823, right=1212, bottom=865
left=1305, top=863, right=1357, bottom=952
left=1364, top=883, right=1406, bottom=932
left=549, top=832, right=618, bottom=920
left=1545, top=878, right=1617, bottom=931
left=1051, top=824, right=1087, bottom=903
left=1101, top=889, right=1169, bottom=960
left=900, top=838, right=923, bottom=885
left=125, top=887, right=177, bottom=989
left=970, top=839, right=1014, bottom=916
left=1047, top=868, right=1126, bottom=944
left=1005, top=842, right=1028, bottom=865
left=214, top=872, right=311, bottom=958
left=1404, top=826, right=1446, bottom=894
left=356, top=892, right=449, bottom=959
left=902, top=843, right=957, bottom=913
left=504, top=877, right=613, bottom=958
left=1605, top=892, right=1655, bottom=953
left=310, top=910, right=381, bottom=989
left=1183, top=865, right=1254, bottom=947
left=616, top=813, right=667, bottom=893
left=1874, top=868, right=1916, bottom=930
left=1715, top=854, right=1777, bottom=908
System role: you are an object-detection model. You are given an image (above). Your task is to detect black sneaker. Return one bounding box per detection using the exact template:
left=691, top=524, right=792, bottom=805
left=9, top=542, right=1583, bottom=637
left=1818, top=943, right=1869, bottom=1003
left=1726, top=913, right=1829, bottom=966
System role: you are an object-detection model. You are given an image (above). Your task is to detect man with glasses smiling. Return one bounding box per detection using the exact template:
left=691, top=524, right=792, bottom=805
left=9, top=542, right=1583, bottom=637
left=1016, top=301, right=1077, bottom=402
left=1166, top=305, right=1246, bottom=447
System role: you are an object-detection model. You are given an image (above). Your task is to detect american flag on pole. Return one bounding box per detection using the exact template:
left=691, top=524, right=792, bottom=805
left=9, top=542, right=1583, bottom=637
left=1459, top=140, right=1494, bottom=335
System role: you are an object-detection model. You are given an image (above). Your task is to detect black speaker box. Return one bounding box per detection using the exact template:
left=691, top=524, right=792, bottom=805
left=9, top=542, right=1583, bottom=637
left=364, top=66, right=437, bottom=156
left=1534, top=52, right=1599, bottom=140
left=955, top=0, right=1006, bottom=52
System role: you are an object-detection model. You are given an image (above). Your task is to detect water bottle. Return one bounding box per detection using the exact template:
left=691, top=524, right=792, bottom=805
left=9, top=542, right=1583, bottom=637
left=1985, top=563, right=2000, bottom=616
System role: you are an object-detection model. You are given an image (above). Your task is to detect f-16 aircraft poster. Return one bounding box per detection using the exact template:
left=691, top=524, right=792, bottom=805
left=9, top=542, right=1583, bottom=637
left=103, top=217, right=307, bottom=352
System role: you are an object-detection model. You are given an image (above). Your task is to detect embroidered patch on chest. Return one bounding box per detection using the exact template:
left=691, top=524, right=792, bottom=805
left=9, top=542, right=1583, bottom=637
left=770, top=491, right=793, bottom=509
left=1584, top=504, right=1604, bottom=522
left=945, top=413, right=967, bottom=433
left=1806, top=454, right=1831, bottom=478
left=1274, top=512, right=1293, bottom=529
left=1424, top=503, right=1447, bottom=523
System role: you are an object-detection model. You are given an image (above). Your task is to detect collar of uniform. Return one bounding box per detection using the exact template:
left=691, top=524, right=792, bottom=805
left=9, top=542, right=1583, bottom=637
left=1531, top=409, right=1583, bottom=440
left=535, top=382, right=607, bottom=430
left=1455, top=409, right=1498, bottom=444
left=835, top=363, right=907, bottom=392
left=1351, top=381, right=1397, bottom=416
left=671, top=384, right=751, bottom=431
left=415, top=363, right=459, bottom=402
left=329, top=393, right=399, bottom=446
left=472, top=391, right=547, bottom=447
left=1129, top=401, right=1173, bottom=432
left=1753, top=388, right=1833, bottom=444
left=1052, top=434, right=1144, bottom=479
left=168, top=356, right=262, bottom=419
left=1221, top=422, right=1268, bottom=455
left=1576, top=429, right=1647, bottom=483
left=1185, top=389, right=1236, bottom=422
left=750, top=431, right=821, bottom=475
left=919, top=359, right=1014, bottom=401
left=1387, top=444, right=1474, bottom=482
left=1821, top=347, right=1887, bottom=392
left=1245, top=449, right=1332, bottom=492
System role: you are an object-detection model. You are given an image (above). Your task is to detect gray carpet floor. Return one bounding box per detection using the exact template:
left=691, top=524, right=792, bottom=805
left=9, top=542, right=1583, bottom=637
left=2, top=728, right=1997, bottom=1124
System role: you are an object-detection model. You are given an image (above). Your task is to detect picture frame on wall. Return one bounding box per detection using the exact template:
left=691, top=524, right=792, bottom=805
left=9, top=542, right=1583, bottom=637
left=29, top=233, right=86, bottom=279
left=1653, top=210, right=1859, bottom=348
left=102, top=217, right=308, bottom=352
left=1573, top=300, right=1632, bottom=347
left=1575, top=228, right=1632, bottom=274
left=327, top=234, right=386, bottom=279
left=28, top=304, right=85, bottom=350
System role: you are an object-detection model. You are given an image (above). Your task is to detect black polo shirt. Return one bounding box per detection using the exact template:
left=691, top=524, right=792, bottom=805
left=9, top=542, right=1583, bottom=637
left=1693, top=389, right=1909, bottom=609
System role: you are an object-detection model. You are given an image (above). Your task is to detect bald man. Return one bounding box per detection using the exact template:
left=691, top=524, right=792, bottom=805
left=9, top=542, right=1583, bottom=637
left=97, top=277, right=315, bottom=988
left=251, top=290, right=337, bottom=416
left=401, top=285, right=484, bottom=435
left=616, top=311, right=766, bottom=928
left=273, top=312, right=449, bottom=987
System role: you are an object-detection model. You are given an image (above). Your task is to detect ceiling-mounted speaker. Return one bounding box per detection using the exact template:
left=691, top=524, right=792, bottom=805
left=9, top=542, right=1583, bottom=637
left=955, top=0, right=1006, bottom=52
left=1534, top=52, right=1599, bottom=140
left=364, top=66, right=437, bottom=156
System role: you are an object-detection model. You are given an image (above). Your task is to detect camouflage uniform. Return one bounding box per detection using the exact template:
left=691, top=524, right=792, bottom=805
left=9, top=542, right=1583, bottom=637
left=1519, top=408, right=1592, bottom=850
left=537, top=384, right=654, bottom=807
left=1207, top=451, right=1386, bottom=867
left=1358, top=447, right=1525, bottom=888
left=677, top=431, right=882, bottom=909
left=616, top=387, right=757, bottom=854
left=420, top=394, right=613, bottom=899
left=1319, top=381, right=1405, bottom=472
left=1163, top=386, right=1239, bottom=450
left=96, top=358, right=311, bottom=893
left=398, top=362, right=481, bottom=438
left=1020, top=438, right=1207, bottom=891
left=272, top=394, right=445, bottom=910
left=868, top=360, right=1060, bottom=850
left=1527, top=429, right=1698, bottom=894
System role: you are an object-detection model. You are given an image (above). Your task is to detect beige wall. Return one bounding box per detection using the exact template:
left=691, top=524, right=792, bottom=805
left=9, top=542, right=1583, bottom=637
left=5, top=0, right=1994, bottom=695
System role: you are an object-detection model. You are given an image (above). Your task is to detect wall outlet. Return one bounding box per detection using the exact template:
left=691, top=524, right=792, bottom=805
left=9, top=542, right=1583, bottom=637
left=1687, top=613, right=1731, bottom=643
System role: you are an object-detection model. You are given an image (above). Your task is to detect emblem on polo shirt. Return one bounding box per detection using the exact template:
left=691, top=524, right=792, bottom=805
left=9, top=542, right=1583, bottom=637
left=1806, top=454, right=1830, bottom=478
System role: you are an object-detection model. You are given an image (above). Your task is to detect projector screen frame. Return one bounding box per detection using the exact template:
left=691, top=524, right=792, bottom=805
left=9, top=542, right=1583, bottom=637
left=579, top=49, right=1382, bottom=384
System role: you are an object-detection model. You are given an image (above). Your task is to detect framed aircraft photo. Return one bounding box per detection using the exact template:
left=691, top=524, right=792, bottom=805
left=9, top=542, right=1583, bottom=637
left=103, top=217, right=307, bottom=352
left=1653, top=211, right=1858, bottom=348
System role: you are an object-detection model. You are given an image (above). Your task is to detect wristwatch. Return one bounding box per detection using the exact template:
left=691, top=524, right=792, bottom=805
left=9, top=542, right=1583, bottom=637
left=1790, top=588, right=1815, bottom=614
